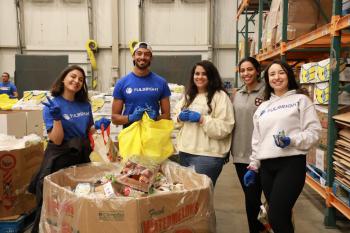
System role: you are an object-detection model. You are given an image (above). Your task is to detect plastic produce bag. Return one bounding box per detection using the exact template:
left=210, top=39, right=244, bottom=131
left=89, top=126, right=119, bottom=162
left=118, top=113, right=174, bottom=164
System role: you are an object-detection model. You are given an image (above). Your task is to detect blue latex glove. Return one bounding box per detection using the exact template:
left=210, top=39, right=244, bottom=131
left=188, top=110, right=201, bottom=122
left=273, top=134, right=291, bottom=148
left=178, top=110, right=190, bottom=122
left=128, top=107, right=145, bottom=123
left=243, top=170, right=256, bottom=187
left=94, top=117, right=111, bottom=130
left=145, top=108, right=157, bottom=120
left=42, top=96, right=62, bottom=121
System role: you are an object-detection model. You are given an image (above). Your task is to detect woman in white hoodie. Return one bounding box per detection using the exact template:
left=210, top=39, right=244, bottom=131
left=244, top=60, right=321, bottom=233
left=174, top=60, right=235, bottom=186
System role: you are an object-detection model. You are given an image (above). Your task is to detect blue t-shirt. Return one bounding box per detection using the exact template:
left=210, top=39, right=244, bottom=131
left=43, top=96, right=93, bottom=141
left=113, top=72, right=171, bottom=116
left=0, top=82, right=17, bottom=97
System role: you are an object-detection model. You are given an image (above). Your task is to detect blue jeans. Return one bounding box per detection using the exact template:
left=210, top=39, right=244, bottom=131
left=179, top=151, right=225, bottom=186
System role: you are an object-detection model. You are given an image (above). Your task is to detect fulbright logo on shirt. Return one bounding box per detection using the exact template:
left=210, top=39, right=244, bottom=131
left=126, top=87, right=159, bottom=95
left=62, top=112, right=90, bottom=120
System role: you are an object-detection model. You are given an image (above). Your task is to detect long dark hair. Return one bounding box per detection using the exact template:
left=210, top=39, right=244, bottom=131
left=263, top=60, right=306, bottom=100
left=183, top=60, right=227, bottom=114
left=51, top=65, right=89, bottom=102
left=238, top=56, right=261, bottom=79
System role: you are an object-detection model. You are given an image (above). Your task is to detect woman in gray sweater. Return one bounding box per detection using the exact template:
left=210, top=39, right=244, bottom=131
left=231, top=57, right=266, bottom=233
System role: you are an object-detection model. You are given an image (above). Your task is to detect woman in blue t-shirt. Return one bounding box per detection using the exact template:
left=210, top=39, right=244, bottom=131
left=29, top=65, right=109, bottom=233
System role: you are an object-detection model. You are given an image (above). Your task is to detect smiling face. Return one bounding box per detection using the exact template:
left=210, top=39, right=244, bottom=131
left=268, top=63, right=289, bottom=96
left=239, top=61, right=258, bottom=87
left=62, top=69, right=84, bottom=94
left=133, top=48, right=152, bottom=70
left=193, top=65, right=209, bottom=93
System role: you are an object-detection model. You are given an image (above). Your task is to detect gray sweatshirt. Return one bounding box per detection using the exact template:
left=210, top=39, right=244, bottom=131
left=231, top=81, right=265, bottom=164
left=249, top=90, right=321, bottom=169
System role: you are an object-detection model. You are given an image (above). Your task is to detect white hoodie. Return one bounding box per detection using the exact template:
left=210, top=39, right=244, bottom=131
left=249, top=90, right=321, bottom=169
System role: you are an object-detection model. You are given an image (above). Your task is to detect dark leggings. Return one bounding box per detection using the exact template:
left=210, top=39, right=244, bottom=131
left=260, top=155, right=306, bottom=233
left=235, top=163, right=265, bottom=233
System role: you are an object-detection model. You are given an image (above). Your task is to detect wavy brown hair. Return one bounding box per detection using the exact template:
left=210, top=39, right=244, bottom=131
left=183, top=60, right=227, bottom=114
left=51, top=65, right=89, bottom=102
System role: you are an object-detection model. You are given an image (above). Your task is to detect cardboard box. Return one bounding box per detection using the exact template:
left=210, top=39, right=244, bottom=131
left=300, top=62, right=317, bottom=83
left=25, top=110, right=43, bottom=137
left=0, top=111, right=26, bottom=138
left=315, top=146, right=327, bottom=172
left=315, top=58, right=350, bottom=83
left=263, top=0, right=318, bottom=48
left=307, top=146, right=327, bottom=172
left=0, top=143, right=44, bottom=218
left=314, top=82, right=350, bottom=105
left=41, top=162, right=215, bottom=233
left=315, top=105, right=350, bottom=129
left=307, top=146, right=316, bottom=166
left=0, top=110, right=43, bottom=138
left=319, top=128, right=328, bottom=148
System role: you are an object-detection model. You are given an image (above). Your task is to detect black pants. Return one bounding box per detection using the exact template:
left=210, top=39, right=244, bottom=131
left=235, top=163, right=265, bottom=233
left=260, top=155, right=306, bottom=233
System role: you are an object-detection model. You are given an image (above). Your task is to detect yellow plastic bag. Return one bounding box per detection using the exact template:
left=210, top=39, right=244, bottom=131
left=0, top=94, right=18, bottom=110
left=118, top=113, right=174, bottom=164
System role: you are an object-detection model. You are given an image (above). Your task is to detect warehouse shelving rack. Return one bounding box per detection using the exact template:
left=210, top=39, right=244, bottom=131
left=235, top=0, right=270, bottom=85
left=235, top=0, right=350, bottom=226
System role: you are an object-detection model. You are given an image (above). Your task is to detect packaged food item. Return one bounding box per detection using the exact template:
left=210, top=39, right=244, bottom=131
left=74, top=183, right=92, bottom=195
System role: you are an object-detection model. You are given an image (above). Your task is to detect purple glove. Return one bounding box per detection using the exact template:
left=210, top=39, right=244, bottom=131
left=128, top=107, right=145, bottom=123
left=178, top=110, right=190, bottom=122
left=243, top=170, right=256, bottom=187
left=188, top=110, right=201, bottom=122
left=42, top=96, right=62, bottom=121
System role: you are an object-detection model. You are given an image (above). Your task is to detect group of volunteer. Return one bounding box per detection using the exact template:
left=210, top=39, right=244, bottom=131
left=6, top=41, right=320, bottom=233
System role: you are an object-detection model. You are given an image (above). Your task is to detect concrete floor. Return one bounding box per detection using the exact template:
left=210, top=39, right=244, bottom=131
left=215, top=163, right=350, bottom=233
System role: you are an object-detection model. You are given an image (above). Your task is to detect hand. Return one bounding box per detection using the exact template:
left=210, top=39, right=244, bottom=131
left=273, top=134, right=291, bottom=148
left=188, top=110, right=201, bottom=122
left=243, top=170, right=256, bottom=187
left=42, top=96, right=62, bottom=121
left=94, top=117, right=111, bottom=130
left=178, top=110, right=190, bottom=122
left=128, top=107, right=145, bottom=123
left=145, top=108, right=157, bottom=120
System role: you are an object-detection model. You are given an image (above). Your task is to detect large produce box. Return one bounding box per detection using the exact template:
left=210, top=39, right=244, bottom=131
left=0, top=142, right=44, bottom=219
left=40, top=161, right=215, bottom=233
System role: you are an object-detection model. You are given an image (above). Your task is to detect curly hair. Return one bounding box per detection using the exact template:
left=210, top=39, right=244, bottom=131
left=183, top=60, right=227, bottom=114
left=51, top=65, right=89, bottom=102
left=263, top=60, right=307, bottom=100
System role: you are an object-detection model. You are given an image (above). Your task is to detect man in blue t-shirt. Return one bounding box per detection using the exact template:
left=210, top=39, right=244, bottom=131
left=112, top=42, right=171, bottom=127
left=0, top=72, right=18, bottom=98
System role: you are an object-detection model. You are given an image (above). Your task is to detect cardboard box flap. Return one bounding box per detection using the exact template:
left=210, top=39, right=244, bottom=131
left=333, top=112, right=350, bottom=124
left=339, top=128, right=350, bottom=140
